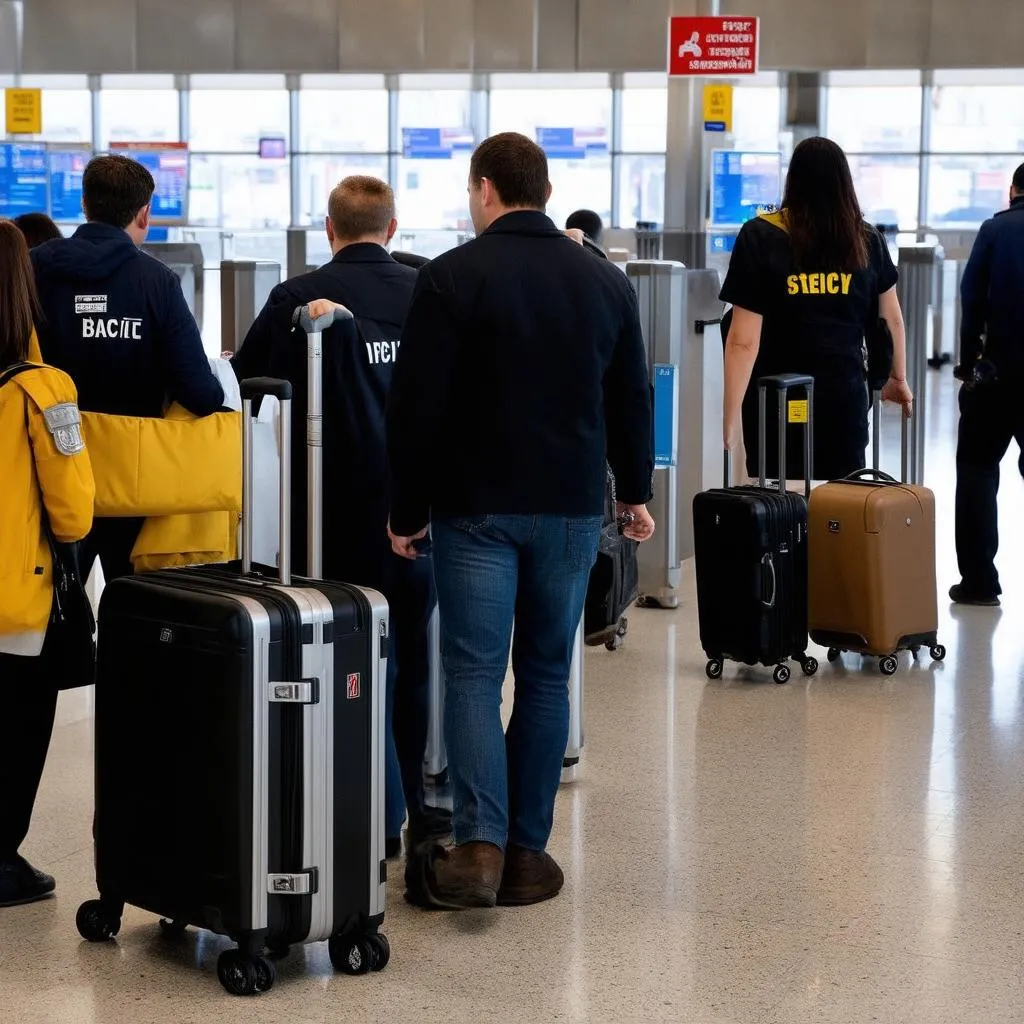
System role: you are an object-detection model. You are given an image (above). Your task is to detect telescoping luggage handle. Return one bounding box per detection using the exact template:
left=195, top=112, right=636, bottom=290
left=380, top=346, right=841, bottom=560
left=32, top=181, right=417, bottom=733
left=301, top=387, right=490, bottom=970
left=870, top=390, right=911, bottom=484
left=298, top=303, right=354, bottom=580
left=723, top=374, right=815, bottom=495
left=240, top=377, right=293, bottom=585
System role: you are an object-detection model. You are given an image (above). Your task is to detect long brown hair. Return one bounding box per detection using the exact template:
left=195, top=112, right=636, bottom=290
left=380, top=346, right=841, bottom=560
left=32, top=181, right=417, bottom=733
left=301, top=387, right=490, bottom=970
left=782, top=137, right=868, bottom=272
left=0, top=220, right=40, bottom=369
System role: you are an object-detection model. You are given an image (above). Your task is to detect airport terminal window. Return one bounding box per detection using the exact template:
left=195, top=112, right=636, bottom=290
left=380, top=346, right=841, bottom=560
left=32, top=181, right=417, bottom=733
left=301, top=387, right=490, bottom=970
left=620, top=81, right=668, bottom=153
left=189, top=154, right=290, bottom=230
left=826, top=86, right=922, bottom=153
left=846, top=154, right=920, bottom=230
left=397, top=80, right=474, bottom=230
left=297, top=154, right=391, bottom=225
left=929, top=85, right=1024, bottom=153
left=99, top=90, right=180, bottom=148
left=731, top=86, right=782, bottom=150
left=616, top=154, right=665, bottom=227
left=16, top=77, right=92, bottom=143
left=298, top=80, right=389, bottom=153
left=926, top=154, right=1020, bottom=227
left=189, top=90, right=290, bottom=153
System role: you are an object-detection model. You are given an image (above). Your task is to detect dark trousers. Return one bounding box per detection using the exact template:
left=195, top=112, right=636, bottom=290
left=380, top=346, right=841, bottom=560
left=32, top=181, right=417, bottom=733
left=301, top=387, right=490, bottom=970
left=385, top=554, right=437, bottom=839
left=0, top=639, right=60, bottom=861
left=80, top=517, right=144, bottom=584
left=955, top=379, right=1024, bottom=594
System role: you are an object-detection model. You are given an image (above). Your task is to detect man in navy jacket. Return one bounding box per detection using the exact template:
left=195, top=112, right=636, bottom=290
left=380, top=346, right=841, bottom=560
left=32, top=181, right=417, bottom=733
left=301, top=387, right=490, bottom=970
left=951, top=162, right=1024, bottom=605
left=233, top=176, right=446, bottom=879
left=32, top=155, right=223, bottom=579
left=387, top=133, right=655, bottom=910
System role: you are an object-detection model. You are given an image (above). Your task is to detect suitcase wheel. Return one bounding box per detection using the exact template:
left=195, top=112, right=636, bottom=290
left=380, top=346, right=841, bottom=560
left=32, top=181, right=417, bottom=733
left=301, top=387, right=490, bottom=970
left=930, top=644, right=947, bottom=662
left=773, top=664, right=791, bottom=685
left=827, top=647, right=843, bottom=663
left=800, top=656, right=819, bottom=677
left=76, top=899, right=122, bottom=943
left=879, top=655, right=899, bottom=676
left=217, top=949, right=276, bottom=996
left=705, top=659, right=724, bottom=680
left=329, top=930, right=388, bottom=975
left=158, top=918, right=188, bottom=938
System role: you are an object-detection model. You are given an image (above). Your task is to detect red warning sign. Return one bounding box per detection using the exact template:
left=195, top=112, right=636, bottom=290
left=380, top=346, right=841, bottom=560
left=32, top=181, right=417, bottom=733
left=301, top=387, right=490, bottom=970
left=669, top=16, right=759, bottom=77
left=347, top=673, right=361, bottom=700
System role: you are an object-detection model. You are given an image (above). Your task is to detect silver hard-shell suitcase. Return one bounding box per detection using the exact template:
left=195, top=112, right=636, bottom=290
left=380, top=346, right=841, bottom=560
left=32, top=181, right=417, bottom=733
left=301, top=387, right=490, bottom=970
left=77, top=307, right=389, bottom=995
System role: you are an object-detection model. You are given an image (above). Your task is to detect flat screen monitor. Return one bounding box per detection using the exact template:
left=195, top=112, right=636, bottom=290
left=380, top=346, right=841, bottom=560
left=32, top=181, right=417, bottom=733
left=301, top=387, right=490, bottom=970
left=710, top=150, right=782, bottom=228
left=110, top=143, right=189, bottom=224
left=0, top=142, right=49, bottom=219
left=49, top=148, right=90, bottom=223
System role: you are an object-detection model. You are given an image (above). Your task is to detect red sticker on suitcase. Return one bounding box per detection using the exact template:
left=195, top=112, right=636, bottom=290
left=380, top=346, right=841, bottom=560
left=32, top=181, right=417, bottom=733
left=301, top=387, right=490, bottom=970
left=347, top=673, right=361, bottom=700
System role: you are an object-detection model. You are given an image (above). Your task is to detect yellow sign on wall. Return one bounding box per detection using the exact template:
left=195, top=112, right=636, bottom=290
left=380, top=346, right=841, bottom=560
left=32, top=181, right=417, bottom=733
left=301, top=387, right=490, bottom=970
left=5, top=88, right=43, bottom=134
left=702, top=83, right=733, bottom=134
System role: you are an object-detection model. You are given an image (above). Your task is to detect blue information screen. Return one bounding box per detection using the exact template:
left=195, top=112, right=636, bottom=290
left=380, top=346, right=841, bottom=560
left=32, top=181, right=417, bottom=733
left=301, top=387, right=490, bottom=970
left=112, top=145, right=189, bottom=223
left=710, top=150, right=781, bottom=227
left=402, top=127, right=474, bottom=160
left=0, top=143, right=49, bottom=218
left=49, top=149, right=89, bottom=222
left=536, top=127, right=609, bottom=160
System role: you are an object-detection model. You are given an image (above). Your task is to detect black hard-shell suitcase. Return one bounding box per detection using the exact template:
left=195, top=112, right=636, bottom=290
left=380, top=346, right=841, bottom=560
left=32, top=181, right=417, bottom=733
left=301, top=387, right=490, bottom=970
left=692, top=374, right=818, bottom=685
left=76, top=308, right=391, bottom=995
left=584, top=469, right=639, bottom=650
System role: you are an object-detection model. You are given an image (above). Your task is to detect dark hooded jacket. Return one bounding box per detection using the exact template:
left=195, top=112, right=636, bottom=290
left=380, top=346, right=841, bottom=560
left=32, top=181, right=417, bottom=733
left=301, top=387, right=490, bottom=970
left=31, top=223, right=223, bottom=418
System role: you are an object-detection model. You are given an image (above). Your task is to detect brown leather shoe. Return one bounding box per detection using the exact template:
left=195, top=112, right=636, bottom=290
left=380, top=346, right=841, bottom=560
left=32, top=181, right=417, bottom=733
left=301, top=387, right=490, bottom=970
left=425, top=841, right=505, bottom=909
left=497, top=845, right=564, bottom=906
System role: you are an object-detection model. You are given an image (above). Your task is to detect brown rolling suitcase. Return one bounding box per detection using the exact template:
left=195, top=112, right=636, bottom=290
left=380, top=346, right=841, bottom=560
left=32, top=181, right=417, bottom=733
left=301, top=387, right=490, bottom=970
left=807, top=398, right=946, bottom=676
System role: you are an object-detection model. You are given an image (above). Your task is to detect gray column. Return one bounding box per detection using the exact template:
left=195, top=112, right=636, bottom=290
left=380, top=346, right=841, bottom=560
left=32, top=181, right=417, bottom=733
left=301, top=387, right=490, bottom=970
left=287, top=73, right=301, bottom=227
left=662, top=0, right=719, bottom=268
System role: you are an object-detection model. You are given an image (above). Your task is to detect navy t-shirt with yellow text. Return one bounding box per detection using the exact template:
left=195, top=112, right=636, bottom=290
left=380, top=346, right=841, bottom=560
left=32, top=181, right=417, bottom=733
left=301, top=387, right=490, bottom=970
left=720, top=211, right=898, bottom=480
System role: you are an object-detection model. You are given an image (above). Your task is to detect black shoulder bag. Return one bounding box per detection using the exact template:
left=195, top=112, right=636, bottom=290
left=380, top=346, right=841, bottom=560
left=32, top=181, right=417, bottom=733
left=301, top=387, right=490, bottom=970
left=1, top=362, right=96, bottom=689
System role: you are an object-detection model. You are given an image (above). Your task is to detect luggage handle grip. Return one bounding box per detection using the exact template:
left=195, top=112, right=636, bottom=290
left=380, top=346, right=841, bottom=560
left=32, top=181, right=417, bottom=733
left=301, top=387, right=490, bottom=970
left=241, top=377, right=292, bottom=586
left=844, top=468, right=898, bottom=484
left=297, top=303, right=354, bottom=336
left=240, top=377, right=293, bottom=403
left=761, top=553, right=777, bottom=609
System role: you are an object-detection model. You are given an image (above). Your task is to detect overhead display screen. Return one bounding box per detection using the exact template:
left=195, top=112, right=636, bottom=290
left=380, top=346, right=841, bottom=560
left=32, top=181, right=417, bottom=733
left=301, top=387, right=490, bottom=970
left=0, top=142, right=49, bottom=219
left=710, top=149, right=782, bottom=227
left=110, top=143, right=189, bottom=224
left=49, top=148, right=90, bottom=223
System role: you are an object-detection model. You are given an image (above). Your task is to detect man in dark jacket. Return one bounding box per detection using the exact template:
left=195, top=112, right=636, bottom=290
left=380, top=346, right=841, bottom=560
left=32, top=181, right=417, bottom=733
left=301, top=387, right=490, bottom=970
left=387, top=132, right=655, bottom=911
left=951, top=162, right=1024, bottom=606
left=233, top=176, right=445, bottom=867
left=31, top=155, right=223, bottom=580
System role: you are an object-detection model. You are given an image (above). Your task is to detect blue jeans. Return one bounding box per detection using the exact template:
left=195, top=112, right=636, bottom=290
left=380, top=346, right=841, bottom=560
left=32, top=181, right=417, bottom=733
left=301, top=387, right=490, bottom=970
left=432, top=514, right=602, bottom=852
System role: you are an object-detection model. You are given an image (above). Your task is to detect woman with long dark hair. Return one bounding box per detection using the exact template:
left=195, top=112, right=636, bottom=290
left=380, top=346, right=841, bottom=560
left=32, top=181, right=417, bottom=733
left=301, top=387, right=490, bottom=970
left=721, top=136, right=913, bottom=480
left=0, top=221, right=95, bottom=907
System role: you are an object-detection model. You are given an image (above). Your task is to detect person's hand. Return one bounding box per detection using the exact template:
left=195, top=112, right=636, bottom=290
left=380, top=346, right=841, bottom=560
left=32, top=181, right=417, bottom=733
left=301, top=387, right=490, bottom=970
left=616, top=503, right=656, bottom=543
left=306, top=299, right=351, bottom=320
left=880, top=376, right=914, bottom=418
left=388, top=522, right=428, bottom=561
left=219, top=350, right=234, bottom=360
left=564, top=228, right=585, bottom=246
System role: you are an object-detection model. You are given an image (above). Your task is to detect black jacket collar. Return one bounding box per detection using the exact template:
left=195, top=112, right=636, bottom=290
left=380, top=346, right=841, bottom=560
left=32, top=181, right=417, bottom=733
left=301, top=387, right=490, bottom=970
left=482, top=210, right=563, bottom=238
left=330, top=242, right=396, bottom=264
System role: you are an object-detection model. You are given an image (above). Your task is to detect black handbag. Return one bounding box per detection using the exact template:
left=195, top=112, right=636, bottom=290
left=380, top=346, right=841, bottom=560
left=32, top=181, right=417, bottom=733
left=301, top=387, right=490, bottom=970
left=1, top=361, right=96, bottom=689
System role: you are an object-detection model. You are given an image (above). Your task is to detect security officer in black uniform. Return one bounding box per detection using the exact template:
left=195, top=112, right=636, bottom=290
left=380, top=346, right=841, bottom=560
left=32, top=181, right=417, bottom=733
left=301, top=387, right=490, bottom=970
left=951, top=162, right=1024, bottom=606
left=31, top=155, right=225, bottom=581
left=232, top=176, right=447, bottom=876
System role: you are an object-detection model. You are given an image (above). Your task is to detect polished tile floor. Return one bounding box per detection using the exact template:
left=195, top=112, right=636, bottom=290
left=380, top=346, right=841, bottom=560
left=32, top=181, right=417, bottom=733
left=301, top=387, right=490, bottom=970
left=4, top=370, right=1024, bottom=1024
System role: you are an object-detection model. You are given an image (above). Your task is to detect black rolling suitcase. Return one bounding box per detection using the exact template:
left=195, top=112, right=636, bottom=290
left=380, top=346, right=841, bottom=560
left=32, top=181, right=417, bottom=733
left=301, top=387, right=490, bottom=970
left=692, top=374, right=818, bottom=685
left=76, top=306, right=391, bottom=996
left=584, top=469, right=639, bottom=651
